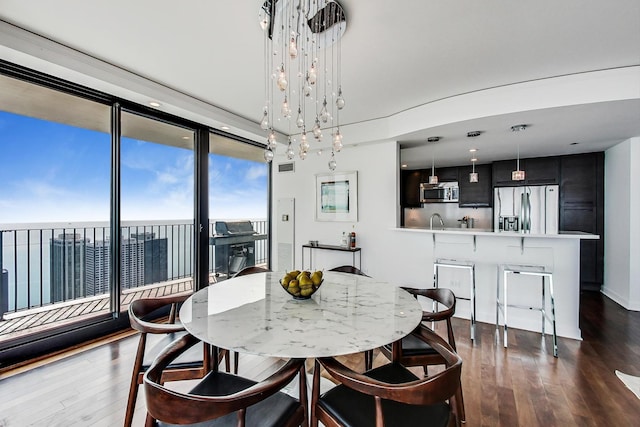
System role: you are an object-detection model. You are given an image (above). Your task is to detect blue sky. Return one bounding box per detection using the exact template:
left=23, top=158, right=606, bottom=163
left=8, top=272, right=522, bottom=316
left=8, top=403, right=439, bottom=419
left=0, top=111, right=267, bottom=224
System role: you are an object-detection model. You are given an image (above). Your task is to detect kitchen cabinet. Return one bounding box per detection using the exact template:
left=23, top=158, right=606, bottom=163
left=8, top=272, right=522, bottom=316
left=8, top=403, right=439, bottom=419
left=559, top=152, right=604, bottom=291
left=524, top=156, right=559, bottom=185
left=492, top=159, right=518, bottom=186
left=400, top=169, right=424, bottom=208
left=492, top=157, right=558, bottom=186
left=435, top=166, right=458, bottom=182
left=457, top=164, right=492, bottom=207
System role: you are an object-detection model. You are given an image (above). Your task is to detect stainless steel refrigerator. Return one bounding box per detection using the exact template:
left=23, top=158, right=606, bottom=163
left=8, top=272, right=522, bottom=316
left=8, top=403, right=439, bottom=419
left=494, top=185, right=559, bottom=234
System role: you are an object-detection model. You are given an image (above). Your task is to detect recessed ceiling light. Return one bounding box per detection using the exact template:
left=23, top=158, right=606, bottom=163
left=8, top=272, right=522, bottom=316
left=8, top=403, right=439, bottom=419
left=181, top=136, right=190, bottom=140
left=570, top=142, right=579, bottom=145
left=427, top=136, right=441, bottom=143
left=510, top=124, right=527, bottom=132
left=221, top=126, right=230, bottom=130
left=401, top=164, right=408, bottom=168
left=471, top=157, right=478, bottom=162
left=467, top=131, right=481, bottom=137
left=469, top=148, right=478, bottom=153
left=149, top=101, right=161, bottom=107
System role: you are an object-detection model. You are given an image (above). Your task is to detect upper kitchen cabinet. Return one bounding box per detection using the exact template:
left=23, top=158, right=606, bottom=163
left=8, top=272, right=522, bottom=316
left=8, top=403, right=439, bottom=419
left=458, top=164, right=492, bottom=207
left=524, top=156, right=559, bottom=185
left=492, top=157, right=559, bottom=186
left=400, top=169, right=424, bottom=207
left=435, top=166, right=459, bottom=182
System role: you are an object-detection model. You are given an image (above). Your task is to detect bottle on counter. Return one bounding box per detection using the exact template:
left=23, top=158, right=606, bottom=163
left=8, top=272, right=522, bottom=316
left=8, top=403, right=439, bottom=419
left=341, top=232, right=349, bottom=248
left=350, top=231, right=356, bottom=249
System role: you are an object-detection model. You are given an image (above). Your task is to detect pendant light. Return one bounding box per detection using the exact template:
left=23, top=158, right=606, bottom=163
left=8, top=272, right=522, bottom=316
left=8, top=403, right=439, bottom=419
left=428, top=137, right=439, bottom=184
left=511, top=124, right=527, bottom=181
left=469, top=156, right=479, bottom=183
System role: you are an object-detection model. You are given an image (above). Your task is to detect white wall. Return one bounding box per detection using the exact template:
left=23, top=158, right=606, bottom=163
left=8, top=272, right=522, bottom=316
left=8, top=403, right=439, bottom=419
left=603, top=137, right=640, bottom=310
left=272, top=141, right=431, bottom=285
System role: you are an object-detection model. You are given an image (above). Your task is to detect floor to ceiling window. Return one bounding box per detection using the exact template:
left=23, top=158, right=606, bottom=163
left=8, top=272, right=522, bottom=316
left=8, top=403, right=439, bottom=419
left=120, top=111, right=195, bottom=295
left=0, top=62, right=272, bottom=365
left=208, top=133, right=268, bottom=280
left=0, top=73, right=111, bottom=326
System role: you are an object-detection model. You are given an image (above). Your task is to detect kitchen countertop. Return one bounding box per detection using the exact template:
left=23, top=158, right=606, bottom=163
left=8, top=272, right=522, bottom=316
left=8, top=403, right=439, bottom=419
left=394, top=227, right=599, bottom=240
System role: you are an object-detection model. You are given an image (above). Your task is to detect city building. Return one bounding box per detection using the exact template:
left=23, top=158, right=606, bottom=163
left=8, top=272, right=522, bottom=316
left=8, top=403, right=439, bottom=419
left=50, top=233, right=88, bottom=303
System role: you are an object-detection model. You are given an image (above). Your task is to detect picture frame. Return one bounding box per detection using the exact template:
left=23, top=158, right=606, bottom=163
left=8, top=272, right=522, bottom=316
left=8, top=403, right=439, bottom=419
left=315, top=171, right=358, bottom=222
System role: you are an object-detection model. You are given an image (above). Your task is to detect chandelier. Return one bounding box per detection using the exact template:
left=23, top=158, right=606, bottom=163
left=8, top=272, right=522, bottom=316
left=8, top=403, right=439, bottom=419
left=260, top=0, right=347, bottom=171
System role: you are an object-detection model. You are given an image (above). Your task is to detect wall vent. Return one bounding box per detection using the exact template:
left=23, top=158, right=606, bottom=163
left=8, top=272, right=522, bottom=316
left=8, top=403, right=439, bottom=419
left=278, top=162, right=295, bottom=173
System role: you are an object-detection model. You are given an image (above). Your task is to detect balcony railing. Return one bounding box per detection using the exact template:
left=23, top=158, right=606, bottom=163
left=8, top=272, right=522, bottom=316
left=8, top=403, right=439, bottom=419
left=0, top=219, right=268, bottom=319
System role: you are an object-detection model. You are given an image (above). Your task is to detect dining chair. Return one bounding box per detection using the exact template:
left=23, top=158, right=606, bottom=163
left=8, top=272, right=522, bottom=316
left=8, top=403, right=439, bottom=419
left=311, top=323, right=463, bottom=427
left=378, top=287, right=465, bottom=423
left=328, top=265, right=369, bottom=276
left=144, top=333, right=308, bottom=427
left=125, top=294, right=217, bottom=427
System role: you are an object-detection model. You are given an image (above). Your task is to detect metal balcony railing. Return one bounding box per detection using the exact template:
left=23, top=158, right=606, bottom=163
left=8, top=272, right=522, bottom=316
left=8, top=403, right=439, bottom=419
left=0, top=219, right=268, bottom=319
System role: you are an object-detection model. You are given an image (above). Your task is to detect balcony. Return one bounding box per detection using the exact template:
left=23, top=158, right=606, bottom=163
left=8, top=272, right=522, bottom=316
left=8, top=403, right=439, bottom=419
left=0, top=219, right=267, bottom=344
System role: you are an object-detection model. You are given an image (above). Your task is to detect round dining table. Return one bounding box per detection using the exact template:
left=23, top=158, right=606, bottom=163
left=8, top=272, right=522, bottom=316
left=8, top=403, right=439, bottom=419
left=179, top=271, right=423, bottom=358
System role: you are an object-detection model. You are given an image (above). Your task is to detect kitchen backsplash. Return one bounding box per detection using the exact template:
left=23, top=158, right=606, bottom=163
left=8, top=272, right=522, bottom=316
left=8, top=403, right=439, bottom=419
left=404, top=204, right=493, bottom=230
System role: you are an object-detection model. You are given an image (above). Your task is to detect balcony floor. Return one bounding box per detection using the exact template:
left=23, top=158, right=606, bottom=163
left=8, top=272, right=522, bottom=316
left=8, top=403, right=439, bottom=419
left=0, top=278, right=195, bottom=343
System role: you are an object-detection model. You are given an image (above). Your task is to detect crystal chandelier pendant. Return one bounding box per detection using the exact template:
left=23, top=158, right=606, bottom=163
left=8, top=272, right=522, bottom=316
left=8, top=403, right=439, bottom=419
left=298, top=147, right=307, bottom=159
left=260, top=109, right=269, bottom=130
left=277, top=65, right=288, bottom=91
left=281, top=96, right=291, bottom=118
left=263, top=148, right=274, bottom=162
left=267, top=130, right=277, bottom=150
left=320, top=97, right=330, bottom=123
left=304, top=80, right=312, bottom=97
left=328, top=151, right=337, bottom=171
left=336, top=87, right=345, bottom=110
left=289, top=36, right=298, bottom=59
left=332, top=130, right=343, bottom=152
left=308, top=62, right=317, bottom=85
left=312, top=118, right=322, bottom=140
left=286, top=138, right=295, bottom=160
left=300, top=132, right=310, bottom=152
left=296, top=107, right=304, bottom=128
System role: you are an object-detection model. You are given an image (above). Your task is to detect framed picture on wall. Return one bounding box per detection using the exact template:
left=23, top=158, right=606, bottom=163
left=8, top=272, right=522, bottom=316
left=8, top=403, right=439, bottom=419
left=315, top=171, right=358, bottom=222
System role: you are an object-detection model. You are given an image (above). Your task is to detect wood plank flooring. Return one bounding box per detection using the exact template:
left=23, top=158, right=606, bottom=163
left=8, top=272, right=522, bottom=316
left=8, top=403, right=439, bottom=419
left=0, top=291, right=639, bottom=426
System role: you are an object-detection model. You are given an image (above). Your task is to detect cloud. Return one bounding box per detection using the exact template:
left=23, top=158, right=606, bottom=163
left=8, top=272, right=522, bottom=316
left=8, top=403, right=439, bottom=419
left=245, top=165, right=267, bottom=181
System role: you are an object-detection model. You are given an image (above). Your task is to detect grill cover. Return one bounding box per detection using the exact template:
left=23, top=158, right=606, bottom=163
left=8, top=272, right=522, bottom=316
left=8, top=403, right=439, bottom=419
left=214, top=221, right=256, bottom=236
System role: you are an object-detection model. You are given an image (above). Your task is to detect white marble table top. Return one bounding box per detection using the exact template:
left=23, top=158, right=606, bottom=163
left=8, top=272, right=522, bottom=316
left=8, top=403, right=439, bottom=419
left=179, top=271, right=423, bottom=358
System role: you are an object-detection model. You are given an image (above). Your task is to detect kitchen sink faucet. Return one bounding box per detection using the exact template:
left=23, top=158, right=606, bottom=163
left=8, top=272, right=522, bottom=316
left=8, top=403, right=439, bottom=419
left=430, top=213, right=445, bottom=230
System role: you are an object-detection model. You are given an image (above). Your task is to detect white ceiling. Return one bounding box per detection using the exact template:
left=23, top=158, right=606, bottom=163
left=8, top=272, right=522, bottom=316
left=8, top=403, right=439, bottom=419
left=0, top=0, right=639, bottom=168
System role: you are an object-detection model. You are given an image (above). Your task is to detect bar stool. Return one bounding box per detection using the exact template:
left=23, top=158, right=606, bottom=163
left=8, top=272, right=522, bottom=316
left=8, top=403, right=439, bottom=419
left=496, top=264, right=558, bottom=357
left=433, top=258, right=476, bottom=341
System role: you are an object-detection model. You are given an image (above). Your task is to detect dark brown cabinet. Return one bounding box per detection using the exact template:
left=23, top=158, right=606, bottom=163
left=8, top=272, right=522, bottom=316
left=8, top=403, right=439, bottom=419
left=492, top=157, right=559, bottom=186
left=559, top=152, right=604, bottom=290
left=400, top=169, right=424, bottom=208
left=435, top=166, right=458, bottom=182
left=458, top=164, right=492, bottom=207
left=492, top=159, right=517, bottom=186
left=525, top=156, right=559, bottom=185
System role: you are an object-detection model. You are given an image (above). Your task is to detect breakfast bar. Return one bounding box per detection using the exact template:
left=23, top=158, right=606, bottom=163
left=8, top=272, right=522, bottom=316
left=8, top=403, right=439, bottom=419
left=394, top=227, right=599, bottom=340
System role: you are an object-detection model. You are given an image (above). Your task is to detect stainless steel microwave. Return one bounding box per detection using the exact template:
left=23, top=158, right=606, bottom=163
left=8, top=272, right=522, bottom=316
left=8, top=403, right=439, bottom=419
left=420, top=182, right=459, bottom=203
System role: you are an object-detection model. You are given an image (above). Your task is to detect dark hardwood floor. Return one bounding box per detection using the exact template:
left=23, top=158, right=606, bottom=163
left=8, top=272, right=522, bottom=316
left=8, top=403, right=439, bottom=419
left=0, top=291, right=638, bottom=426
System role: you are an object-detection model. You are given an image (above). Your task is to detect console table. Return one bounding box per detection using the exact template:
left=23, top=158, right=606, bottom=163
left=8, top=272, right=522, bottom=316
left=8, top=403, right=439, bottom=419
left=302, top=244, right=361, bottom=270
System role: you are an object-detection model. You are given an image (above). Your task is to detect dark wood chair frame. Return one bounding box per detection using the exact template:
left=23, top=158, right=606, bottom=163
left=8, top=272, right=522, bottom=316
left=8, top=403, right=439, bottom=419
left=144, top=333, right=308, bottom=427
left=378, top=287, right=465, bottom=422
left=311, top=324, right=463, bottom=427
left=124, top=294, right=214, bottom=427
left=328, top=265, right=369, bottom=276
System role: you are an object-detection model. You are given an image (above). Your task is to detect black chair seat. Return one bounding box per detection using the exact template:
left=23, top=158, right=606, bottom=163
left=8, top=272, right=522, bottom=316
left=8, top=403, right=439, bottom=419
left=142, top=331, right=204, bottom=369
left=382, top=333, right=438, bottom=357
left=318, top=363, right=451, bottom=427
left=157, top=371, right=301, bottom=427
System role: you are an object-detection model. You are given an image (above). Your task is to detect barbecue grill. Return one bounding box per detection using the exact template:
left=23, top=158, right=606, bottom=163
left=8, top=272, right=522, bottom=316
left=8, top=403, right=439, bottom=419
left=210, top=221, right=267, bottom=277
